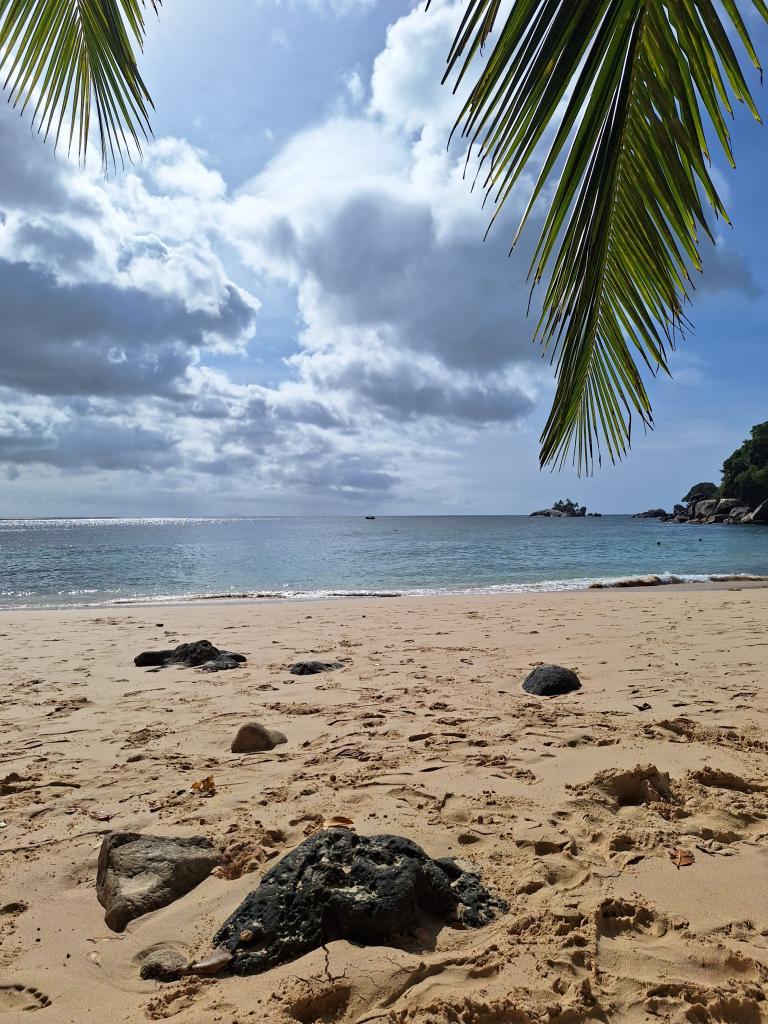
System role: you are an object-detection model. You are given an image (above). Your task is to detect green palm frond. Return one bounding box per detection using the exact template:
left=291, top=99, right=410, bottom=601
left=0, top=0, right=160, bottom=171
left=436, top=0, right=768, bottom=471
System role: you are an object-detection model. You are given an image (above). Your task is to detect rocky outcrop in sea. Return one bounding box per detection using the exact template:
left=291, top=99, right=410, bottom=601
left=530, top=499, right=589, bottom=518
left=633, top=497, right=768, bottom=526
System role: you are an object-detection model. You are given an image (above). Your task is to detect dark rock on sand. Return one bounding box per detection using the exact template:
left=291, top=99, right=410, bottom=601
left=139, top=948, right=188, bottom=981
left=212, top=829, right=507, bottom=975
left=134, top=640, right=246, bottom=672
left=230, top=722, right=287, bottom=753
left=289, top=660, right=344, bottom=675
left=523, top=664, right=582, bottom=697
left=97, top=833, right=220, bottom=932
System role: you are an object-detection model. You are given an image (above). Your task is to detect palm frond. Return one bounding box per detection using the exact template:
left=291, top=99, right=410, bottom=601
left=0, top=0, right=160, bottom=172
left=436, top=0, right=767, bottom=471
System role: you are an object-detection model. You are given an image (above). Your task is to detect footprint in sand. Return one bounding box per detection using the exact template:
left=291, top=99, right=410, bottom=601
left=0, top=984, right=51, bottom=1011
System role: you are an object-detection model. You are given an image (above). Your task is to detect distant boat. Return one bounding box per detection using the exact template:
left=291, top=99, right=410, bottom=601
left=365, top=515, right=376, bottom=520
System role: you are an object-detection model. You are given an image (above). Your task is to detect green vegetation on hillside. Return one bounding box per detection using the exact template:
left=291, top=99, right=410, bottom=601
left=682, top=423, right=768, bottom=511
left=682, top=482, right=719, bottom=506
left=721, top=423, right=768, bottom=509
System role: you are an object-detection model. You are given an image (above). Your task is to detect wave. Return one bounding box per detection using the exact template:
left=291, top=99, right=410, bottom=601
left=589, top=572, right=768, bottom=589
left=3, top=571, right=767, bottom=609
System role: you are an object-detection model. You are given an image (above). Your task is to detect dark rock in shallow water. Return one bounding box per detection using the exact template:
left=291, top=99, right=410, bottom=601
left=97, top=833, right=220, bottom=932
left=523, top=664, right=581, bottom=697
left=212, top=829, right=507, bottom=975
left=134, top=640, right=246, bottom=672
left=289, top=660, right=343, bottom=675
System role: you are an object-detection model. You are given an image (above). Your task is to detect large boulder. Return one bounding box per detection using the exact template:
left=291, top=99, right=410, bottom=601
left=522, top=664, right=582, bottom=697
left=97, top=833, right=220, bottom=932
left=694, top=498, right=719, bottom=518
left=633, top=508, right=668, bottom=519
left=743, top=500, right=768, bottom=524
left=135, top=640, right=246, bottom=672
left=212, top=830, right=507, bottom=975
left=714, top=498, right=740, bottom=515
left=230, top=722, right=287, bottom=753
left=726, top=507, right=752, bottom=523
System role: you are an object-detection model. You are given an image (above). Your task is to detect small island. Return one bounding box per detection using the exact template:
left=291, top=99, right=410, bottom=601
left=530, top=498, right=600, bottom=518
left=634, top=421, right=768, bottom=525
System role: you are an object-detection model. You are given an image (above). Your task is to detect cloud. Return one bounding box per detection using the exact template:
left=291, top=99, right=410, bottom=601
left=0, top=1, right=544, bottom=509
left=698, top=239, right=762, bottom=299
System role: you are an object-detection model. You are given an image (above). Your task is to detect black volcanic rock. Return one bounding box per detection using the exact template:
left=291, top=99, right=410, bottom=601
left=289, top=660, right=343, bottom=675
left=523, top=664, right=582, bottom=697
left=212, top=829, right=507, bottom=975
left=134, top=640, right=246, bottom=672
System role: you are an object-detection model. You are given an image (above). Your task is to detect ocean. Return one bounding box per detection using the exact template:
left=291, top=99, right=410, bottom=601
left=1, top=515, right=768, bottom=609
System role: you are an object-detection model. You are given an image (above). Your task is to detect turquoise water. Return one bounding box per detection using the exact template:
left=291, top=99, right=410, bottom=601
left=1, top=515, right=768, bottom=609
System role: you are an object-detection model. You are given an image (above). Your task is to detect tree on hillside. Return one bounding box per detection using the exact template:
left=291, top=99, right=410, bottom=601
left=721, top=423, right=768, bottom=508
left=1, top=1, right=767, bottom=471
left=682, top=482, right=719, bottom=507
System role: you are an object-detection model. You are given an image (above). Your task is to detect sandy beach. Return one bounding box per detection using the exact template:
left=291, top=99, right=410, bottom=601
left=1, top=585, right=767, bottom=1023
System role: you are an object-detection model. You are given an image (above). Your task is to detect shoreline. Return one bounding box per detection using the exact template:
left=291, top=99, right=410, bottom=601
left=3, top=571, right=768, bottom=613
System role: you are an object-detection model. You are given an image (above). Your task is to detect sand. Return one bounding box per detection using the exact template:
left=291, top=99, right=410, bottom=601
left=0, top=586, right=767, bottom=1023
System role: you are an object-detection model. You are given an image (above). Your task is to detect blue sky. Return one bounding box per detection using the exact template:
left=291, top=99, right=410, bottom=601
left=0, top=0, right=766, bottom=516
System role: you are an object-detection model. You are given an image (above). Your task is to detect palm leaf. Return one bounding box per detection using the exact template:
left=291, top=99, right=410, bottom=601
left=435, top=0, right=767, bottom=471
left=0, top=0, right=160, bottom=171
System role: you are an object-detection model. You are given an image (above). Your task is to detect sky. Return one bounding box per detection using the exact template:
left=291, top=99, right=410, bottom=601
left=0, top=0, right=767, bottom=517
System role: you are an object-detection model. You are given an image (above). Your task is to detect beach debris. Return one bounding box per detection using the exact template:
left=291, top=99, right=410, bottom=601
left=134, top=640, right=246, bottom=672
left=1, top=901, right=27, bottom=915
left=188, top=946, right=233, bottom=976
left=139, top=947, right=189, bottom=981
left=191, top=776, right=216, bottom=796
left=522, top=664, right=582, bottom=697
left=211, top=829, right=507, bottom=975
left=669, top=847, right=695, bottom=869
left=97, top=832, right=220, bottom=932
left=322, top=815, right=355, bottom=830
left=289, top=660, right=344, bottom=676
left=230, top=722, right=287, bottom=753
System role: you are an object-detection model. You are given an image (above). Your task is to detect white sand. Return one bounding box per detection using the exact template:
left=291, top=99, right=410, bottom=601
left=0, top=586, right=766, bottom=1022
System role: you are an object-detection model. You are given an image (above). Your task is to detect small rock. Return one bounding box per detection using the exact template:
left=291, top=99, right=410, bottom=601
left=134, top=640, right=246, bottom=672
left=0, top=901, right=27, bottom=915
left=230, top=723, right=287, bottom=753
left=289, top=660, right=344, bottom=676
left=97, top=833, right=220, bottom=932
left=139, top=948, right=188, bottom=981
left=522, top=664, right=581, bottom=697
